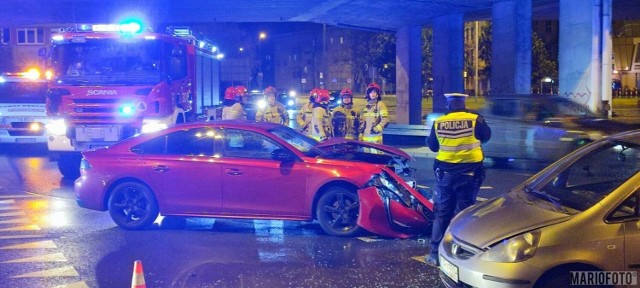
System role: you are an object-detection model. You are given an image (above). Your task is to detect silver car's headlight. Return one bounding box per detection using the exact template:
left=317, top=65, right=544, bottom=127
left=480, top=230, right=541, bottom=263
left=367, top=171, right=413, bottom=206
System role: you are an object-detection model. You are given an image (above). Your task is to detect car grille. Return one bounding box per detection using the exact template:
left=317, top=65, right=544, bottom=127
left=449, top=236, right=482, bottom=260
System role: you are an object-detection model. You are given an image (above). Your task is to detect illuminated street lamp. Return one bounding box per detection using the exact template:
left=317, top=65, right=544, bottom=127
left=258, top=32, right=267, bottom=90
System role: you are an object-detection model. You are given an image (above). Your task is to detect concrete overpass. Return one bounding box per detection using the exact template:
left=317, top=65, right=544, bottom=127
left=3, top=0, right=640, bottom=123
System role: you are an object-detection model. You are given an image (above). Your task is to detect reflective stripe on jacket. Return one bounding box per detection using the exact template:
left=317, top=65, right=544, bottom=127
left=434, top=111, right=483, bottom=163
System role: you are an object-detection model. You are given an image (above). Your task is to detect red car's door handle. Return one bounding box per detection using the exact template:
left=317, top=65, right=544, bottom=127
left=152, top=165, right=169, bottom=172
left=225, top=169, right=243, bottom=176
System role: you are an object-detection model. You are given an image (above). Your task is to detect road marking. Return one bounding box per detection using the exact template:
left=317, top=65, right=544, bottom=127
left=412, top=255, right=427, bottom=263
left=1, top=240, right=56, bottom=249
left=476, top=197, right=487, bottom=202
left=0, top=199, right=16, bottom=204
left=357, top=236, right=385, bottom=242
left=10, top=266, right=79, bottom=278
left=3, top=252, right=67, bottom=263
left=0, top=206, right=20, bottom=211
left=0, top=234, right=45, bottom=240
left=0, top=224, right=41, bottom=232
left=480, top=186, right=493, bottom=189
left=53, top=282, right=90, bottom=288
left=0, top=218, right=31, bottom=224
left=0, top=195, right=39, bottom=199
left=0, top=211, right=26, bottom=217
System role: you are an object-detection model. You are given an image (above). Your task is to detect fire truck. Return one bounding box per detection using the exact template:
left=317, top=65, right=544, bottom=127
left=0, top=69, right=50, bottom=144
left=44, top=23, right=222, bottom=178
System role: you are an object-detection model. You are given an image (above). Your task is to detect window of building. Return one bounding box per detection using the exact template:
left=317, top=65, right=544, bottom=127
left=340, top=37, right=344, bottom=44
left=1, top=28, right=9, bottom=44
left=16, top=28, right=44, bottom=45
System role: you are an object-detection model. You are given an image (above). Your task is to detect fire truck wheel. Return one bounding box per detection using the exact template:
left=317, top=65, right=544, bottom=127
left=57, top=154, right=81, bottom=179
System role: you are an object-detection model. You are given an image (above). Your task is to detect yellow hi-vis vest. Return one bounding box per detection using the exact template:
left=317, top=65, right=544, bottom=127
left=434, top=111, right=483, bottom=163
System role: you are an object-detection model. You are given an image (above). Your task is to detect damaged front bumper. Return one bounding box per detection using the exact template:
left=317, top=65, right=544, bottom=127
left=357, top=169, right=434, bottom=239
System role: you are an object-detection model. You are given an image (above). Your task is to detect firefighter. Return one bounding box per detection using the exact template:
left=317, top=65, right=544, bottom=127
left=331, top=88, right=359, bottom=139
left=297, top=88, right=318, bottom=136
left=235, top=85, right=249, bottom=106
left=425, top=93, right=491, bottom=267
left=358, top=82, right=388, bottom=144
left=221, top=86, right=247, bottom=120
left=256, top=86, right=290, bottom=126
left=310, top=89, right=333, bottom=141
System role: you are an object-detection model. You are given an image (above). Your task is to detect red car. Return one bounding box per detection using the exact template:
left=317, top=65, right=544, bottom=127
left=75, top=121, right=433, bottom=238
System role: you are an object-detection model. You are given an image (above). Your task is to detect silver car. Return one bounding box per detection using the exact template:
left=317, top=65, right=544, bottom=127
left=439, top=129, right=640, bottom=288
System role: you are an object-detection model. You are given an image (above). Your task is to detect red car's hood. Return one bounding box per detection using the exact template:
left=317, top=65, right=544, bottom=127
left=316, top=138, right=413, bottom=161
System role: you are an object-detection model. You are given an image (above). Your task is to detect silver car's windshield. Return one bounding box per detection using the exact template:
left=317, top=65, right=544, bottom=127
left=269, top=126, right=325, bottom=157
left=527, top=140, right=640, bottom=213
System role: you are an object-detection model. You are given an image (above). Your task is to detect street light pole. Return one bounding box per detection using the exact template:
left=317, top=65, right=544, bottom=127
left=258, top=32, right=266, bottom=90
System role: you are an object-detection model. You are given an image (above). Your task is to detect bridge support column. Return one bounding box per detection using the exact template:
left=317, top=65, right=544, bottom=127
left=559, top=0, right=612, bottom=114
left=432, top=14, right=464, bottom=113
left=491, top=0, right=532, bottom=95
left=395, top=25, right=423, bottom=124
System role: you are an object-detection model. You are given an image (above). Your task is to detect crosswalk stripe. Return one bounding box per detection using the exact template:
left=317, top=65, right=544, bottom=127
left=0, top=234, right=45, bottom=240
left=0, top=206, right=20, bottom=211
left=0, top=199, right=17, bottom=204
left=0, top=224, right=41, bottom=232
left=0, top=211, right=26, bottom=217
left=0, top=195, right=39, bottom=199
left=3, top=252, right=67, bottom=263
left=10, top=266, right=79, bottom=278
left=52, top=282, right=90, bottom=288
left=1, top=240, right=56, bottom=249
left=0, top=218, right=31, bottom=224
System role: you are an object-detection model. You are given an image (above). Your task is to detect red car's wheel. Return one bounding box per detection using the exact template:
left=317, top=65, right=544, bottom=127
left=108, top=182, right=159, bottom=230
left=316, top=187, right=364, bottom=237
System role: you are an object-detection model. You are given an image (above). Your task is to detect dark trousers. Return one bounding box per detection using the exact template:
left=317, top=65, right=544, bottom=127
left=429, top=172, right=478, bottom=259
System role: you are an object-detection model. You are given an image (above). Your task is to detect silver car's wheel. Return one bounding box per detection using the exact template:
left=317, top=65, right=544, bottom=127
left=316, top=187, right=363, bottom=237
left=108, top=182, right=159, bottom=230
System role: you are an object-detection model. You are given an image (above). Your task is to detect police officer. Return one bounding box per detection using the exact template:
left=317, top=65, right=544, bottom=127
left=358, top=83, right=388, bottom=144
left=297, top=88, right=318, bottom=136
left=256, top=86, right=290, bottom=126
left=221, top=86, right=247, bottom=120
left=425, top=93, right=491, bottom=267
left=331, top=88, right=359, bottom=139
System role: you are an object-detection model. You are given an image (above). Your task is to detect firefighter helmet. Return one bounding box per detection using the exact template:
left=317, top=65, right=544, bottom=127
left=235, top=86, right=248, bottom=97
left=264, top=86, right=277, bottom=97
left=315, top=89, right=330, bottom=104
left=366, top=83, right=382, bottom=100
left=224, top=87, right=237, bottom=101
left=340, top=88, right=353, bottom=99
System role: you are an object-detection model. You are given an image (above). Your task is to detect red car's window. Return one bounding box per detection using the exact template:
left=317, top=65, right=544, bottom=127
left=222, top=129, right=282, bottom=159
left=133, top=127, right=216, bottom=156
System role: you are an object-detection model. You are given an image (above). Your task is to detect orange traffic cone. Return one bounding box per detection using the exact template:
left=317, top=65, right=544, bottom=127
left=131, top=260, right=146, bottom=288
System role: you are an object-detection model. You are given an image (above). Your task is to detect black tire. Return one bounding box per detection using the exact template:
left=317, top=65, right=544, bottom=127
left=108, top=182, right=159, bottom=230
left=57, top=153, right=81, bottom=179
left=316, top=186, right=364, bottom=237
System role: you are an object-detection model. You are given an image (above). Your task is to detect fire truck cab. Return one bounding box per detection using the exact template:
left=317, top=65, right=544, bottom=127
left=45, top=23, right=222, bottom=178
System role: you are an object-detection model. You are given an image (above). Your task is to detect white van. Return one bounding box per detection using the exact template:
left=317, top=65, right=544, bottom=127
left=0, top=71, right=49, bottom=144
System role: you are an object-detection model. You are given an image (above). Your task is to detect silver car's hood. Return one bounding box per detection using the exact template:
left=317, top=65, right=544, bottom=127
left=450, top=189, right=572, bottom=249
